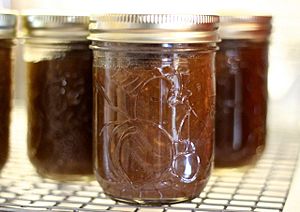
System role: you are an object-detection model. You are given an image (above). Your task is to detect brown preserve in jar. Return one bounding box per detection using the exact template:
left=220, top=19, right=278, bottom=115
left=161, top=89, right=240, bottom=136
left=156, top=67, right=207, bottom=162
left=23, top=15, right=93, bottom=180
left=0, top=14, right=16, bottom=171
left=89, top=14, right=219, bottom=204
left=215, top=16, right=272, bottom=167
left=0, top=41, right=12, bottom=170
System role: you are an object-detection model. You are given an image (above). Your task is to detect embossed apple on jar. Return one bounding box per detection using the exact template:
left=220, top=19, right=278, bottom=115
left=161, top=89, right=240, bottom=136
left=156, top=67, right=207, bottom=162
left=90, top=14, right=219, bottom=204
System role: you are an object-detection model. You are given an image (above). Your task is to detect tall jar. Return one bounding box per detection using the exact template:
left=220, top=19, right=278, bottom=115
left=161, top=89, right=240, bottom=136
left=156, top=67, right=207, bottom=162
left=22, top=15, right=93, bottom=180
left=89, top=14, right=219, bottom=204
left=0, top=13, right=16, bottom=171
left=215, top=16, right=272, bottom=167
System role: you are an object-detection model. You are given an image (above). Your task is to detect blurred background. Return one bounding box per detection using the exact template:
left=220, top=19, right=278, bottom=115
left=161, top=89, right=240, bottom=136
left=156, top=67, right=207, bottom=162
left=1, top=0, right=300, bottom=131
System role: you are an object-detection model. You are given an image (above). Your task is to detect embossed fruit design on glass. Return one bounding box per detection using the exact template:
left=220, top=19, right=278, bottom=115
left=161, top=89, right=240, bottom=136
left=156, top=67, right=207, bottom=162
left=215, top=16, right=272, bottom=167
left=0, top=13, right=16, bottom=171
left=89, top=14, right=219, bottom=204
left=23, top=15, right=93, bottom=180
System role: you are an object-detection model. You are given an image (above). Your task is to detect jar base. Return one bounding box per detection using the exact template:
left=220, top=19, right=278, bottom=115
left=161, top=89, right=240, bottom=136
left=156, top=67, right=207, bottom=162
left=35, top=170, right=95, bottom=182
left=214, top=156, right=258, bottom=169
left=214, top=144, right=265, bottom=168
left=109, top=195, right=194, bottom=206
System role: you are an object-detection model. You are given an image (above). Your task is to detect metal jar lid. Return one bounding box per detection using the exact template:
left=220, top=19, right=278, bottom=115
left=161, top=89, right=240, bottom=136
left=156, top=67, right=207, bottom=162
left=0, top=13, right=17, bottom=38
left=88, top=14, right=220, bottom=43
left=219, top=15, right=272, bottom=40
left=21, top=14, right=89, bottom=41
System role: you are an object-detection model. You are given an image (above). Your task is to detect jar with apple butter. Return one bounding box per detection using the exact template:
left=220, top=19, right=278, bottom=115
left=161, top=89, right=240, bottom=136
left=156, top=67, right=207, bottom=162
left=89, top=14, right=219, bottom=204
left=215, top=16, right=272, bottom=167
left=22, top=14, right=93, bottom=180
left=0, top=13, right=16, bottom=171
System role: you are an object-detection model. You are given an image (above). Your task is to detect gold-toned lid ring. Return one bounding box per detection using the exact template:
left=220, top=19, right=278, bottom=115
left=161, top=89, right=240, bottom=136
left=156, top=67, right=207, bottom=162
left=88, top=14, right=220, bottom=43
left=0, top=13, right=17, bottom=38
left=21, top=14, right=89, bottom=40
left=219, top=15, right=272, bottom=40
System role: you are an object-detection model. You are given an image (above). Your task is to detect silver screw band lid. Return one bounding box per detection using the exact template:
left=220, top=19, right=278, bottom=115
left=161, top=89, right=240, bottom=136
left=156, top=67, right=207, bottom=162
left=0, top=13, right=17, bottom=38
left=219, top=15, right=272, bottom=40
left=22, top=14, right=89, bottom=41
left=88, top=14, right=220, bottom=43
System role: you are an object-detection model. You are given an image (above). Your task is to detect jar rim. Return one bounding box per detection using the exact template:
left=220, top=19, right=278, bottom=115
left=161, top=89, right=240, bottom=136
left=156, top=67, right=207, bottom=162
left=88, top=13, right=220, bottom=44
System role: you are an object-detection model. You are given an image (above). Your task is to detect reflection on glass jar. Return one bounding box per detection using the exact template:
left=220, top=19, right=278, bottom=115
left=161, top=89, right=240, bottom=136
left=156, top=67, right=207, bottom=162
left=22, top=15, right=93, bottom=180
left=89, top=14, right=219, bottom=204
left=0, top=13, right=16, bottom=171
left=215, top=16, right=272, bottom=167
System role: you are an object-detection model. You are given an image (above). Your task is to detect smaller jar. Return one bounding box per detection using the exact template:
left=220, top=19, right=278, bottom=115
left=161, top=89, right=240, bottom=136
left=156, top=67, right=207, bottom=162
left=89, top=13, right=219, bottom=204
left=215, top=16, right=272, bottom=167
left=22, top=14, right=93, bottom=180
left=0, top=13, right=16, bottom=171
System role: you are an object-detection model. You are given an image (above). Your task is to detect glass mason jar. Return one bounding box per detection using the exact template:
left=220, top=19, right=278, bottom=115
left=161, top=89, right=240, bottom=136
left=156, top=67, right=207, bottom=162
left=215, top=16, right=272, bottom=167
left=22, top=15, right=93, bottom=180
left=89, top=14, right=219, bottom=204
left=0, top=13, right=16, bottom=171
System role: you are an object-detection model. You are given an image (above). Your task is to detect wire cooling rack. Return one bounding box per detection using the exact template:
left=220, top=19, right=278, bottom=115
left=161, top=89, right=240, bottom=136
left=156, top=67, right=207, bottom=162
left=0, top=105, right=299, bottom=212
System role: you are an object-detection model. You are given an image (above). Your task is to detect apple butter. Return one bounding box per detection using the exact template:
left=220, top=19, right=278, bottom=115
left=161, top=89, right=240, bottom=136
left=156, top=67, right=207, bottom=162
left=89, top=14, right=219, bottom=204
left=215, top=16, right=272, bottom=167
left=0, top=41, right=13, bottom=171
left=22, top=15, right=93, bottom=180
left=0, top=13, right=16, bottom=171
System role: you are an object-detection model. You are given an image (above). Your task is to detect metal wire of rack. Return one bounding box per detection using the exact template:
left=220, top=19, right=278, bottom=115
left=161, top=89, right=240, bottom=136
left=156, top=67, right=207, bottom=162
left=0, top=105, right=299, bottom=212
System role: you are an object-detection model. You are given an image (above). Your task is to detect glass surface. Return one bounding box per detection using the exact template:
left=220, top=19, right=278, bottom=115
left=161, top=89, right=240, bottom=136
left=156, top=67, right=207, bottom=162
left=25, top=43, right=93, bottom=180
left=0, top=40, right=13, bottom=171
left=93, top=43, right=216, bottom=204
left=215, top=40, right=269, bottom=167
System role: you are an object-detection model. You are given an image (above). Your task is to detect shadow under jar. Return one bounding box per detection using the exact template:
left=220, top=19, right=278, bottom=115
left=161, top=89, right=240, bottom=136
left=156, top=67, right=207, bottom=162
left=22, top=15, right=93, bottom=180
left=0, top=13, right=16, bottom=171
left=89, top=14, right=219, bottom=204
left=215, top=16, right=272, bottom=167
